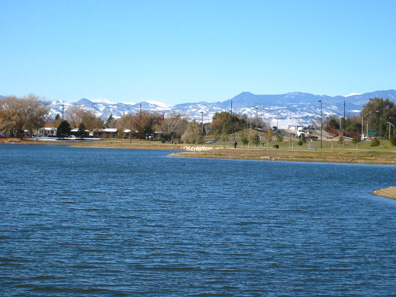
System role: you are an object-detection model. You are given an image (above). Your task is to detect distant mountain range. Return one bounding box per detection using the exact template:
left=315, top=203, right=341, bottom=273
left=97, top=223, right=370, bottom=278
left=3, top=90, right=396, bottom=128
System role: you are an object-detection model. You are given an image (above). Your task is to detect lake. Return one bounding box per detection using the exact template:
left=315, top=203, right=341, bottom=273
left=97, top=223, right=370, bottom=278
left=1, top=144, right=396, bottom=296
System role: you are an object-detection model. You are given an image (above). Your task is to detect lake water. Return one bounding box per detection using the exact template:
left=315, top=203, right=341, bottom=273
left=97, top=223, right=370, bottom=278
left=1, top=144, right=396, bottom=296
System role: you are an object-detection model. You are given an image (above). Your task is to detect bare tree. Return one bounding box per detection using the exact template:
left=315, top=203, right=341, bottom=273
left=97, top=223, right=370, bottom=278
left=81, top=110, right=104, bottom=131
left=0, top=94, right=49, bottom=138
left=134, top=110, right=162, bottom=139
left=181, top=122, right=202, bottom=144
left=116, top=114, right=135, bottom=138
left=65, top=106, right=85, bottom=128
left=159, top=112, right=188, bottom=140
left=65, top=106, right=103, bottom=130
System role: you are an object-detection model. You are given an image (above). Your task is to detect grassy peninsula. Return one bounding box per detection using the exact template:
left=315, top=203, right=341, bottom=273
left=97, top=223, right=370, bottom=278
left=3, top=137, right=396, bottom=165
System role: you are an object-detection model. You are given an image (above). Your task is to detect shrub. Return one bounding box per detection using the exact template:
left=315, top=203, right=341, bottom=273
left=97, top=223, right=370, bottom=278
left=297, top=140, right=303, bottom=146
left=370, top=138, right=380, bottom=147
left=390, top=136, right=396, bottom=146
left=352, top=135, right=361, bottom=144
left=250, top=134, right=260, bottom=146
left=277, top=133, right=284, bottom=142
left=241, top=137, right=249, bottom=146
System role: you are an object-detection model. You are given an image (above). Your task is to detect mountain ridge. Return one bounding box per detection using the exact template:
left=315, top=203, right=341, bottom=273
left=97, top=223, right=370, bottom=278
left=2, top=90, right=396, bottom=128
left=37, top=89, right=396, bottom=128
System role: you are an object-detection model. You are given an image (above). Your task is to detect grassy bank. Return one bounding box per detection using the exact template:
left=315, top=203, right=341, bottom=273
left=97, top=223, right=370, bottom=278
left=169, top=138, right=396, bottom=165
left=3, top=137, right=396, bottom=165
left=1, top=137, right=185, bottom=151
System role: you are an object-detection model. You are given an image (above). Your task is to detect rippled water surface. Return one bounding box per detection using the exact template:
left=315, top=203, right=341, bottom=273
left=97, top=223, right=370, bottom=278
left=1, top=144, right=396, bottom=296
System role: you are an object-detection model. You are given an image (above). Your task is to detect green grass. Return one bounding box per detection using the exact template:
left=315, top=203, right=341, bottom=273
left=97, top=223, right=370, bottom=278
left=202, top=136, right=396, bottom=152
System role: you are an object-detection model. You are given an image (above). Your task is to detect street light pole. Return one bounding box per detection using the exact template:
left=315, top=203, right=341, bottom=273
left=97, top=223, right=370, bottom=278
left=388, top=122, right=394, bottom=139
left=367, top=120, right=369, bottom=140
left=276, top=110, right=282, bottom=129
left=361, top=111, right=371, bottom=140
left=318, top=100, right=322, bottom=149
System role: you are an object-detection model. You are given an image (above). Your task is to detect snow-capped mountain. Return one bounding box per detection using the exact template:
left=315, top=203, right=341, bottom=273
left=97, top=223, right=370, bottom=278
left=46, top=90, right=396, bottom=128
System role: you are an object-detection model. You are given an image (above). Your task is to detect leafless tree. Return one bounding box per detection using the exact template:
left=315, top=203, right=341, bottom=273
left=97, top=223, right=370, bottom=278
left=158, top=112, right=188, bottom=140
left=0, top=94, right=49, bottom=138
left=66, top=106, right=103, bottom=130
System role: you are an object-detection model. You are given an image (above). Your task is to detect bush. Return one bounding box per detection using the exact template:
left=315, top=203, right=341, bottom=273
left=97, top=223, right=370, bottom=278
left=370, top=138, right=380, bottom=147
left=277, top=133, right=284, bottom=142
left=241, top=137, right=249, bottom=146
left=250, top=134, right=260, bottom=146
left=390, top=136, right=396, bottom=146
left=352, top=135, right=361, bottom=144
left=297, top=140, right=303, bottom=146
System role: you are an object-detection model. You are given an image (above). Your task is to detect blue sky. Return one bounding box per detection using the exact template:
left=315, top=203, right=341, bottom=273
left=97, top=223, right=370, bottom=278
left=1, top=0, right=396, bottom=105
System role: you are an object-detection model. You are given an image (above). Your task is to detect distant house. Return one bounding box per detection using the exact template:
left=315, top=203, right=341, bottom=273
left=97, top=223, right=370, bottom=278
left=93, top=128, right=118, bottom=138
left=123, top=129, right=132, bottom=139
left=36, top=127, right=57, bottom=137
left=70, top=128, right=90, bottom=137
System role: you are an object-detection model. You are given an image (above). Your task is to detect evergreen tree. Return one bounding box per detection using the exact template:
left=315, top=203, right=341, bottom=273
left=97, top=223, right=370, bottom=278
left=251, top=133, right=260, bottom=146
left=77, top=123, right=87, bottom=138
left=371, top=138, right=380, bottom=147
left=105, top=114, right=116, bottom=128
left=57, top=120, right=71, bottom=138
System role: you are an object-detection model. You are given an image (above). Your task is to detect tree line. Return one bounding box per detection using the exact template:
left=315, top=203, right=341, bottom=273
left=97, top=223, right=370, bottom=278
left=1, top=95, right=396, bottom=144
left=320, top=97, right=396, bottom=143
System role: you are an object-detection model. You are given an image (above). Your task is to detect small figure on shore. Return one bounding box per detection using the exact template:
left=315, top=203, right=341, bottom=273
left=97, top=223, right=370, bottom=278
left=233, top=140, right=237, bottom=149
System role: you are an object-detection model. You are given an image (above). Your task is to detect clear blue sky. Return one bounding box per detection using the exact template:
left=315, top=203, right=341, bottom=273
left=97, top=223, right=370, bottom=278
left=1, top=0, right=395, bottom=105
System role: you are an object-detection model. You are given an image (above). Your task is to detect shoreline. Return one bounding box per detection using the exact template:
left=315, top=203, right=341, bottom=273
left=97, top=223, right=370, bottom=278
left=372, top=187, right=396, bottom=200
left=3, top=138, right=396, bottom=164
left=3, top=138, right=396, bottom=200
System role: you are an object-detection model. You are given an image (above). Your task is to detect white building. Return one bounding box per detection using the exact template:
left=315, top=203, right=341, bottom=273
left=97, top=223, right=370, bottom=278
left=36, top=127, right=57, bottom=137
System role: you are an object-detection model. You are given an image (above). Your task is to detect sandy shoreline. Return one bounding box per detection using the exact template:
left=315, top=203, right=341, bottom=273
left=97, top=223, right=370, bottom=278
left=372, top=187, right=396, bottom=200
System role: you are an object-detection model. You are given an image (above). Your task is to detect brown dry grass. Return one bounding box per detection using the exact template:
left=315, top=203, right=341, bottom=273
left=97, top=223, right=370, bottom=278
left=169, top=148, right=396, bottom=165
left=0, top=138, right=184, bottom=150
left=372, top=187, right=396, bottom=200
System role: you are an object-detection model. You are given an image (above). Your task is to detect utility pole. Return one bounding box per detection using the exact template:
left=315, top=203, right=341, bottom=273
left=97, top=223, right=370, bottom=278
left=254, top=107, right=259, bottom=147
left=201, top=111, right=204, bottom=144
left=343, top=100, right=346, bottom=131
left=380, top=118, right=382, bottom=139
left=318, top=100, right=322, bottom=149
